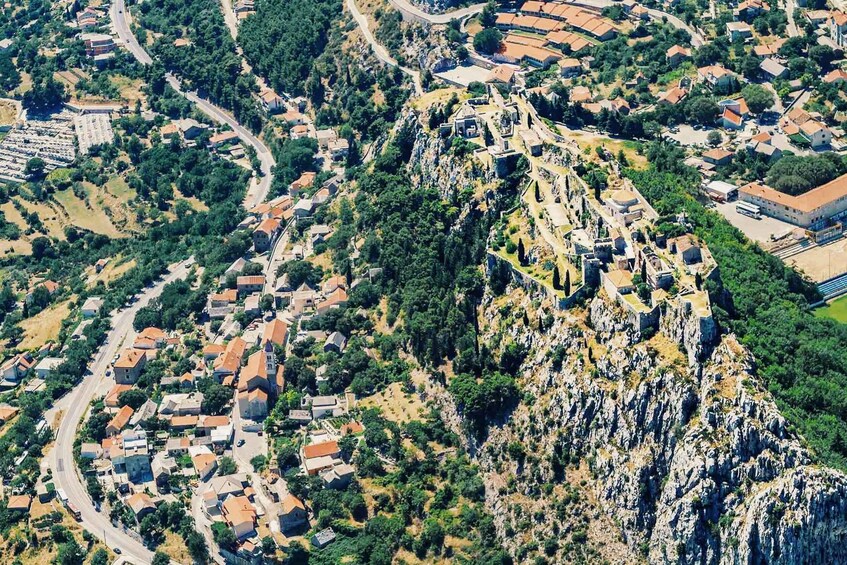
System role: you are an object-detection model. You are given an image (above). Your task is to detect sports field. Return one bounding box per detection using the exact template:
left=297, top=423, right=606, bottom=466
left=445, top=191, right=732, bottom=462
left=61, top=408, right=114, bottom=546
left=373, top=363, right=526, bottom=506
left=814, top=295, right=847, bottom=324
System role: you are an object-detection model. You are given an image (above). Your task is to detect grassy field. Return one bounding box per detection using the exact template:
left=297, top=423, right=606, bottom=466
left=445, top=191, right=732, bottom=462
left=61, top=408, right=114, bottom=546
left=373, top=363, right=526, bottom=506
left=106, top=175, right=137, bottom=200
left=814, top=295, right=847, bottom=324
left=87, top=256, right=137, bottom=288
left=18, top=298, right=73, bottom=349
left=14, top=197, right=66, bottom=239
left=359, top=382, right=426, bottom=424
left=54, top=187, right=123, bottom=238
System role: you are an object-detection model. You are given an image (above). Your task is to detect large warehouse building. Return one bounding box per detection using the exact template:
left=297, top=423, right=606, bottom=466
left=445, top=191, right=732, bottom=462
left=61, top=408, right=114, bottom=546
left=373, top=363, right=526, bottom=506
left=739, top=173, right=847, bottom=230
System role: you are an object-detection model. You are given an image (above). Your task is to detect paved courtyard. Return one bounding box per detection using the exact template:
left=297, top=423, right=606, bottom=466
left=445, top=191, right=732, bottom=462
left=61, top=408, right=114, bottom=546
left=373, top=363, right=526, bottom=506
left=435, top=63, right=492, bottom=87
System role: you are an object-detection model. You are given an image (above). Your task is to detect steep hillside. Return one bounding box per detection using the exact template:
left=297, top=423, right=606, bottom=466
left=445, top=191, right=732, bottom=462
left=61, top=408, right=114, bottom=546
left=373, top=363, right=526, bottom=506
left=472, top=282, right=847, bottom=564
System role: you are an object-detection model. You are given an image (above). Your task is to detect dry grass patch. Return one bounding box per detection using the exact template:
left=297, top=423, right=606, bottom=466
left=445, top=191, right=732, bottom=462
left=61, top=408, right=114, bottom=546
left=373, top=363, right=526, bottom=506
left=54, top=187, right=123, bottom=238
left=0, top=239, right=32, bottom=255
left=0, top=99, right=19, bottom=126
left=14, top=197, right=66, bottom=239
left=359, top=381, right=426, bottom=424
left=159, top=531, right=192, bottom=563
left=18, top=298, right=73, bottom=350
left=87, top=256, right=137, bottom=288
left=308, top=250, right=333, bottom=272
left=0, top=201, right=29, bottom=231
left=172, top=186, right=209, bottom=212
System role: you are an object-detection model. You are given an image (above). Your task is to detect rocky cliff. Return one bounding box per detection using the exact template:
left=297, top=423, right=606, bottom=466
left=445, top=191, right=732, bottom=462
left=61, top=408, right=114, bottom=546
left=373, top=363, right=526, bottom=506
left=476, top=290, right=847, bottom=564
left=396, top=112, right=847, bottom=564
left=403, top=111, right=499, bottom=205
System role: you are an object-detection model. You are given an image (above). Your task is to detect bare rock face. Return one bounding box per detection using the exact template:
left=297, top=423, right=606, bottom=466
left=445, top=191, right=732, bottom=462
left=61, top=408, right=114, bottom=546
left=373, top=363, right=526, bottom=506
left=403, top=111, right=495, bottom=203
left=477, top=291, right=847, bottom=564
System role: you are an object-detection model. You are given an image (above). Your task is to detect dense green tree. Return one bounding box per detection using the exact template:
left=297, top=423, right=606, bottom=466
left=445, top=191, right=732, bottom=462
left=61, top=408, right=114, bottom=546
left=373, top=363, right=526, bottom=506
left=473, top=28, right=503, bottom=55
left=740, top=84, right=774, bottom=114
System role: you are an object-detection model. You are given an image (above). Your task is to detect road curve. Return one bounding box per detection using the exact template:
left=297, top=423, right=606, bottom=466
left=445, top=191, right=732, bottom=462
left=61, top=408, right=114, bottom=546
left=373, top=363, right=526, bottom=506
left=346, top=0, right=424, bottom=96
left=49, top=260, right=194, bottom=564
left=111, top=0, right=275, bottom=208
left=388, top=0, right=486, bottom=24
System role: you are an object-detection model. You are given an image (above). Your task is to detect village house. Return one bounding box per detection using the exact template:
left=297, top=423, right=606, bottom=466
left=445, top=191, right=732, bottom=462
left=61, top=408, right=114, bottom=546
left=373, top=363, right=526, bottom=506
left=697, top=65, right=737, bottom=90
left=253, top=218, right=281, bottom=252
left=666, top=45, right=690, bottom=66
left=301, top=440, right=342, bottom=475
left=114, top=349, right=147, bottom=384
left=222, top=496, right=257, bottom=539
left=191, top=446, right=218, bottom=480
left=236, top=275, right=265, bottom=295
left=81, top=296, right=104, bottom=318
left=259, top=89, right=283, bottom=113
left=127, top=493, right=157, bottom=522
left=106, top=406, right=134, bottom=437
left=280, top=494, right=308, bottom=532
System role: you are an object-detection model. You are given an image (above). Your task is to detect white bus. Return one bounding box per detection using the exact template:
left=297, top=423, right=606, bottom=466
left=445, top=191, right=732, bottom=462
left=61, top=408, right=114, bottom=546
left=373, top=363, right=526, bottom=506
left=736, top=201, right=761, bottom=219
left=57, top=488, right=68, bottom=504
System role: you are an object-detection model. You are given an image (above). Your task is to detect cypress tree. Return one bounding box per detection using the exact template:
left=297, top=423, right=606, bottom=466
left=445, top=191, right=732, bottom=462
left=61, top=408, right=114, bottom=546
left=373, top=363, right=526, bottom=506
left=564, top=270, right=571, bottom=296
left=517, top=238, right=526, bottom=265
left=552, top=265, right=561, bottom=290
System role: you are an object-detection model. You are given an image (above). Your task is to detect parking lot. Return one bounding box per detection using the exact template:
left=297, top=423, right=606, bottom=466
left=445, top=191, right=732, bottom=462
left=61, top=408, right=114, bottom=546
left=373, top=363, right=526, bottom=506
left=713, top=200, right=796, bottom=244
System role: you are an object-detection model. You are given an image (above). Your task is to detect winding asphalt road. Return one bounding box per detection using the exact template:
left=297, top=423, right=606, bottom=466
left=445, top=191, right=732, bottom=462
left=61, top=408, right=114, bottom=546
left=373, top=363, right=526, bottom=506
left=47, top=2, right=282, bottom=560
left=346, top=0, right=423, bottom=96
left=48, top=259, right=195, bottom=564
left=388, top=0, right=485, bottom=24
left=110, top=0, right=275, bottom=208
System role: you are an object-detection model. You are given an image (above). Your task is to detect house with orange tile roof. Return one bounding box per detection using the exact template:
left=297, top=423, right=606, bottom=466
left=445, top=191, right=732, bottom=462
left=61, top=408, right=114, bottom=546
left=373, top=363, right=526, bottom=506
left=657, top=86, right=687, bottom=106
left=697, top=65, right=737, bottom=90
left=666, top=45, right=691, bottom=66
left=223, top=495, right=258, bottom=538
left=799, top=120, right=832, bottom=148
left=209, top=130, right=239, bottom=147
left=236, top=275, right=265, bottom=295
left=7, top=495, right=32, bottom=513
left=237, top=388, right=268, bottom=420
left=114, top=348, right=147, bottom=384
left=301, top=440, right=341, bottom=475
left=289, top=171, right=317, bottom=196
left=192, top=449, right=218, bottom=480
left=160, top=123, right=180, bottom=139
left=258, top=89, right=283, bottom=113
left=203, top=343, right=227, bottom=360
left=1, top=353, right=34, bottom=382
left=105, top=384, right=133, bottom=408
left=133, top=327, right=169, bottom=350
left=213, top=337, right=247, bottom=381
left=487, top=64, right=516, bottom=85
left=106, top=405, right=134, bottom=436
left=280, top=494, right=308, bottom=532
left=702, top=148, right=734, bottom=166
left=832, top=12, right=847, bottom=48
left=823, top=68, right=847, bottom=84
left=253, top=217, right=281, bottom=252
left=316, top=287, right=348, bottom=315
left=261, top=318, right=289, bottom=348
left=26, top=280, right=59, bottom=304
left=209, top=289, right=238, bottom=307
left=0, top=404, right=19, bottom=424
left=494, top=38, right=562, bottom=68
left=721, top=107, right=744, bottom=129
